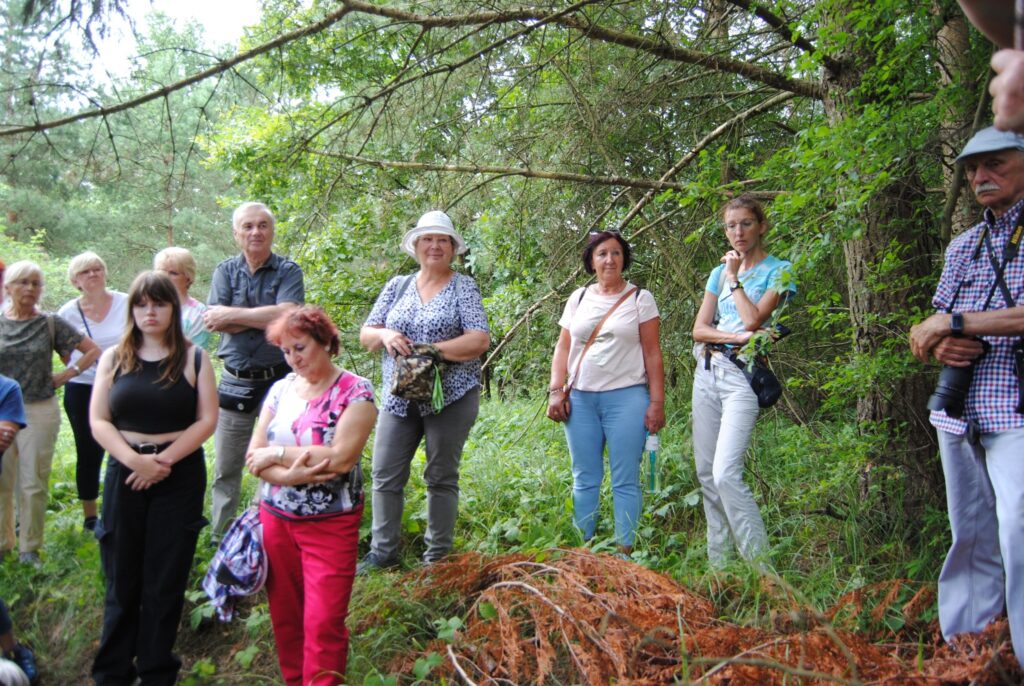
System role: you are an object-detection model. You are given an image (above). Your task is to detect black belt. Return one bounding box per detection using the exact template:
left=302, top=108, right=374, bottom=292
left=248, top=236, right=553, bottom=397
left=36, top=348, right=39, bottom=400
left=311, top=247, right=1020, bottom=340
left=224, top=363, right=289, bottom=381
left=130, top=442, right=173, bottom=455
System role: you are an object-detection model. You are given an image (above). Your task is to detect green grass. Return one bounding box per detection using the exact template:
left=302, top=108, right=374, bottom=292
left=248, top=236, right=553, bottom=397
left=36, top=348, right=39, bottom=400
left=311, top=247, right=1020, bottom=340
left=2, top=392, right=948, bottom=683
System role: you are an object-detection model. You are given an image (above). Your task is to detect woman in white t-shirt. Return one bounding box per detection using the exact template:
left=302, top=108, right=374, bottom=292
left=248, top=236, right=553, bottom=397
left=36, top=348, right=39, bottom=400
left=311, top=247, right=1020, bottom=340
left=58, top=252, right=128, bottom=532
left=691, top=195, right=795, bottom=567
left=547, top=230, right=665, bottom=556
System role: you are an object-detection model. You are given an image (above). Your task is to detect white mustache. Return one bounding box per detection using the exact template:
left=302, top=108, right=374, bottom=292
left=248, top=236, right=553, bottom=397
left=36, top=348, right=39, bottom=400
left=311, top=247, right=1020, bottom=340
left=976, top=182, right=1001, bottom=193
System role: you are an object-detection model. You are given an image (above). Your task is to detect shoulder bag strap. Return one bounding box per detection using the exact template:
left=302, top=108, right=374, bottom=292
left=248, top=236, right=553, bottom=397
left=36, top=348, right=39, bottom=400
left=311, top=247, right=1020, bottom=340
left=75, top=299, right=94, bottom=338
left=567, top=286, right=638, bottom=390
left=393, top=274, right=416, bottom=304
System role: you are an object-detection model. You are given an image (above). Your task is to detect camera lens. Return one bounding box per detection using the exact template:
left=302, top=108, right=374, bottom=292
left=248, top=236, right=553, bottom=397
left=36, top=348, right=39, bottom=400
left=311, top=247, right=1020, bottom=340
left=927, top=364, right=975, bottom=418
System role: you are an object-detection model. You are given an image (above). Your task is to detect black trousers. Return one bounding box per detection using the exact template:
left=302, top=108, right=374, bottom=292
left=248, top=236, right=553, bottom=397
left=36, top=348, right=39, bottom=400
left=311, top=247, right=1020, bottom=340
left=64, top=382, right=105, bottom=501
left=92, top=450, right=207, bottom=686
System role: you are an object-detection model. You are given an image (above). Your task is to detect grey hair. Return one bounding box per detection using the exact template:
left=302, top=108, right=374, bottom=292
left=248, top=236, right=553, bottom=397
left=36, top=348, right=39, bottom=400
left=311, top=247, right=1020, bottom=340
left=5, top=260, right=43, bottom=287
left=232, top=202, right=275, bottom=229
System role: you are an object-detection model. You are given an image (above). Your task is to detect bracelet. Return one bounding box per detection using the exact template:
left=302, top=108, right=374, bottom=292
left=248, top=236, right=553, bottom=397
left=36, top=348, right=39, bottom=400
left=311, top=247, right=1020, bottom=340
left=69, top=362, right=82, bottom=374
left=549, top=388, right=565, bottom=395
left=276, top=446, right=285, bottom=464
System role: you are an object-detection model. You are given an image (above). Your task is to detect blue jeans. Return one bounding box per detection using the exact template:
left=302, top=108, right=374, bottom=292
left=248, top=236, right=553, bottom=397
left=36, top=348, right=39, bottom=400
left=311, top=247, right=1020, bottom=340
left=564, top=384, right=648, bottom=546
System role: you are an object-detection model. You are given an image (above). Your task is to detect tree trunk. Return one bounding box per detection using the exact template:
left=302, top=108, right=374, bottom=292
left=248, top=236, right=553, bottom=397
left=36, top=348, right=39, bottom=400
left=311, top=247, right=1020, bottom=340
left=822, top=9, right=944, bottom=522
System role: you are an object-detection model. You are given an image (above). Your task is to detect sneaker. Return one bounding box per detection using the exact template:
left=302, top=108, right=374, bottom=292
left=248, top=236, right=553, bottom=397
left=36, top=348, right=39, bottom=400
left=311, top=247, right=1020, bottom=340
left=355, top=552, right=399, bottom=576
left=9, top=644, right=39, bottom=685
left=83, top=515, right=98, bottom=532
left=17, top=552, right=41, bottom=568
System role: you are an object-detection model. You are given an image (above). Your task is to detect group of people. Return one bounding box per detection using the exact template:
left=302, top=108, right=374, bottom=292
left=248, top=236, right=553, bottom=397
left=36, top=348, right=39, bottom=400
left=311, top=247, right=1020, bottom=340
left=0, top=202, right=495, bottom=685
left=0, top=114, right=1022, bottom=681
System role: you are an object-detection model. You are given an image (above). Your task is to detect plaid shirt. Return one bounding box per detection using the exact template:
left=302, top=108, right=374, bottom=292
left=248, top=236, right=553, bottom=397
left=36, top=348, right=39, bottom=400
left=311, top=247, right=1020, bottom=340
left=931, top=198, right=1024, bottom=435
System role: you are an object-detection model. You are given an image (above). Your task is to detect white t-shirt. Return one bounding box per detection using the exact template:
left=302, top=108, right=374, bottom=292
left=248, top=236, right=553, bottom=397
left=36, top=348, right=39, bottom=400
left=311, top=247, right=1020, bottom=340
left=557, top=282, right=660, bottom=392
left=58, top=291, right=129, bottom=386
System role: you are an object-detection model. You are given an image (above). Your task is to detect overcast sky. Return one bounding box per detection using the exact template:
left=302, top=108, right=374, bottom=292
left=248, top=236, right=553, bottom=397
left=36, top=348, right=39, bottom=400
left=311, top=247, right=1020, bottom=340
left=95, top=0, right=263, bottom=75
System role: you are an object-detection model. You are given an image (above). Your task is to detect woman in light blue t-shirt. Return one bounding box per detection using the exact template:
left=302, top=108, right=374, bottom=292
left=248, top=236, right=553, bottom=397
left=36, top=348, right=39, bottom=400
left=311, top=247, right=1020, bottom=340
left=691, top=195, right=794, bottom=567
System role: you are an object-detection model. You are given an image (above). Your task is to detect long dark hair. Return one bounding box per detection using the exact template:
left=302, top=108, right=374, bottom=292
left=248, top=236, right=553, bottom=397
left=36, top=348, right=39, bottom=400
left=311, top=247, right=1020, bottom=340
left=114, top=271, right=187, bottom=387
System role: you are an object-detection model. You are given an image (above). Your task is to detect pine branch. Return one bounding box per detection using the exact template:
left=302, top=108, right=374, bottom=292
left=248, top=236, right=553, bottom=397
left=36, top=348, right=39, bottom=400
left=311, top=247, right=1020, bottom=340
left=343, top=0, right=823, bottom=99
left=0, top=1, right=822, bottom=137
left=312, top=152, right=694, bottom=191
left=0, top=4, right=355, bottom=136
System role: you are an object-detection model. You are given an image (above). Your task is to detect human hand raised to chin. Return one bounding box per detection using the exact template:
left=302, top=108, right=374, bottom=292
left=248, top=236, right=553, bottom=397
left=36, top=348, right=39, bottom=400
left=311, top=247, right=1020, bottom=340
left=721, top=250, right=743, bottom=279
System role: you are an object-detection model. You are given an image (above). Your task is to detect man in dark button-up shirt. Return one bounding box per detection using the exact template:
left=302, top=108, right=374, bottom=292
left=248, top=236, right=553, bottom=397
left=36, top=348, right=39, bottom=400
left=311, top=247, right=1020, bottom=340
left=205, top=202, right=304, bottom=538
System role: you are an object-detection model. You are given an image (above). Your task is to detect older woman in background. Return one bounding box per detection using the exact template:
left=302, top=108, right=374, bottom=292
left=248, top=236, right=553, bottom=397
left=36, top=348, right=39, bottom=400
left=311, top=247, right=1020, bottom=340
left=358, top=210, right=490, bottom=572
left=154, top=247, right=210, bottom=348
left=58, top=251, right=128, bottom=532
left=0, top=260, right=100, bottom=565
left=548, top=230, right=665, bottom=556
left=246, top=306, right=376, bottom=686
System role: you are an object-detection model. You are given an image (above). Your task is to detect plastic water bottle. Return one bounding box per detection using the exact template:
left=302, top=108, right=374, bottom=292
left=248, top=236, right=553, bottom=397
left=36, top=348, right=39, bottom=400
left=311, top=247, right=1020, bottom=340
left=645, top=433, right=659, bottom=492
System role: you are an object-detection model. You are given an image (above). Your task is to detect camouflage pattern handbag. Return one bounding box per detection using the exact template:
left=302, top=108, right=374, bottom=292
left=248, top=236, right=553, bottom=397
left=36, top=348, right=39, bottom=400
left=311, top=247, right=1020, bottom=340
left=391, top=343, right=444, bottom=411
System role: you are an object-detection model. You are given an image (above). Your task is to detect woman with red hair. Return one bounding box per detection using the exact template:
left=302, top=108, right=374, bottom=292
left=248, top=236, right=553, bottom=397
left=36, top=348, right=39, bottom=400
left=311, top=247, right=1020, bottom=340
left=245, top=305, right=376, bottom=686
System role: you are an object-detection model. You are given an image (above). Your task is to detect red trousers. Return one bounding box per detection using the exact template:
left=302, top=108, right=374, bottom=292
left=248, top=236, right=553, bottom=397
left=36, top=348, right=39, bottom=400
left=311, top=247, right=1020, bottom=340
left=261, top=506, right=361, bottom=686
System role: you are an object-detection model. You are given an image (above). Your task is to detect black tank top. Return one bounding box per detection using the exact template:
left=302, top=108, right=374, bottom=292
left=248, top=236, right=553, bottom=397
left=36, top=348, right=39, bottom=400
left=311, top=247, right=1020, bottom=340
left=109, top=349, right=199, bottom=433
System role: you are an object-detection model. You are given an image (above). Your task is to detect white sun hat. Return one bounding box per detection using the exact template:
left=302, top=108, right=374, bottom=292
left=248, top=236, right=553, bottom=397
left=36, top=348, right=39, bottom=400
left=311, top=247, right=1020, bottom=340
left=400, top=210, right=468, bottom=257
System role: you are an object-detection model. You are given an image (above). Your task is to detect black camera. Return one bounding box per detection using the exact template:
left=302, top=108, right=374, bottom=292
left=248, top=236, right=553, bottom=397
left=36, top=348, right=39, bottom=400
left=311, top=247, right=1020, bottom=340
left=927, top=339, right=989, bottom=419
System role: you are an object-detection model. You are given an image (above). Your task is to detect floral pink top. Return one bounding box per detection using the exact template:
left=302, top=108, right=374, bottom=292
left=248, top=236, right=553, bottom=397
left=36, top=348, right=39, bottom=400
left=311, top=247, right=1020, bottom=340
left=259, top=370, right=375, bottom=520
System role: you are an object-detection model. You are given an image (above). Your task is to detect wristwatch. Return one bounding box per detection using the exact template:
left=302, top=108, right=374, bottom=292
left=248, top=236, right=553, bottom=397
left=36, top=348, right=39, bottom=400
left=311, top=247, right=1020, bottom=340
left=950, top=312, right=964, bottom=336
left=729, top=279, right=743, bottom=290
left=69, top=362, right=82, bottom=374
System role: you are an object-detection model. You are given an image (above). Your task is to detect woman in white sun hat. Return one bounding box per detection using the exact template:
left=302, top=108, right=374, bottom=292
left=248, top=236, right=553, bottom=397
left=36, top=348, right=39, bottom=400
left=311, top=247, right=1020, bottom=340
left=358, top=210, right=490, bottom=573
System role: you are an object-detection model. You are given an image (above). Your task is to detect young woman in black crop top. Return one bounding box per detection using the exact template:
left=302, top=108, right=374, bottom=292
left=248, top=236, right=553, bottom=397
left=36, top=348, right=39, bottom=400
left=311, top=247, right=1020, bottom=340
left=88, top=271, right=218, bottom=686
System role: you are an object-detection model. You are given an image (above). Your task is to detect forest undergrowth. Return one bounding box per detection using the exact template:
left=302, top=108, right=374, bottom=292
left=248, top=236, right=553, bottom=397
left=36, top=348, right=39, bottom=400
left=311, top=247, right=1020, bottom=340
left=0, top=394, right=1013, bottom=684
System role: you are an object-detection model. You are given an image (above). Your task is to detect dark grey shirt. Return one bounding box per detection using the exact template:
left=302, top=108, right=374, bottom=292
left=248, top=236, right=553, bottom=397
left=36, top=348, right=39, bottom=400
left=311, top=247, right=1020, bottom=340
left=208, top=253, right=305, bottom=370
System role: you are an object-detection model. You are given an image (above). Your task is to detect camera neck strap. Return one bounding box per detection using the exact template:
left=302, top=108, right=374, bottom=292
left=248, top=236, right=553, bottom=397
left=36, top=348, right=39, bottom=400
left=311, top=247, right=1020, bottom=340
left=947, top=212, right=1024, bottom=313
left=981, top=221, right=1022, bottom=310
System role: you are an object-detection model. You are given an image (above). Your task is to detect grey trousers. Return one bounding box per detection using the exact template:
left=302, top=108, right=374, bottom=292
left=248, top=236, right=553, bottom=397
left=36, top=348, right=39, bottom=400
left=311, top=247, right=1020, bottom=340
left=937, top=427, right=1024, bottom=659
left=369, top=388, right=479, bottom=563
left=210, top=406, right=260, bottom=538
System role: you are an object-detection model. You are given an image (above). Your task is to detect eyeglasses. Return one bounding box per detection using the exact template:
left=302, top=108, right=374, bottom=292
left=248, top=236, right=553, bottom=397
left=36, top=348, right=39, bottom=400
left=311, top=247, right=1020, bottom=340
left=10, top=278, right=42, bottom=288
left=724, top=219, right=758, bottom=233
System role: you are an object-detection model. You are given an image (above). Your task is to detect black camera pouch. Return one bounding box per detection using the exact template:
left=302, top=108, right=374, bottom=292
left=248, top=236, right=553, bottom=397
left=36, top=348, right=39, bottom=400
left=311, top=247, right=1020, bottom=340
left=218, top=375, right=274, bottom=414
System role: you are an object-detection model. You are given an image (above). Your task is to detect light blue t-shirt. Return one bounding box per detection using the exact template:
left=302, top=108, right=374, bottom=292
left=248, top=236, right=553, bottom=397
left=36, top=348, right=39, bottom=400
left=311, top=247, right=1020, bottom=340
left=705, top=255, right=795, bottom=335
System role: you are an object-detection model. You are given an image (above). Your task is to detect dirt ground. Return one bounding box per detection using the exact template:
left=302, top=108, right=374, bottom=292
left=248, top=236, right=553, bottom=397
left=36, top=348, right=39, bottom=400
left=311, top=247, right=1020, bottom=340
left=377, top=549, right=1022, bottom=685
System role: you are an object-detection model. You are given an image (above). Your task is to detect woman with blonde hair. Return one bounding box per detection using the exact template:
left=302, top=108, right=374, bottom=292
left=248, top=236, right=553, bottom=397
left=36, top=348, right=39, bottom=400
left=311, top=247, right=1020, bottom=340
left=0, top=260, right=100, bottom=565
left=58, top=251, right=128, bottom=531
left=154, top=247, right=210, bottom=347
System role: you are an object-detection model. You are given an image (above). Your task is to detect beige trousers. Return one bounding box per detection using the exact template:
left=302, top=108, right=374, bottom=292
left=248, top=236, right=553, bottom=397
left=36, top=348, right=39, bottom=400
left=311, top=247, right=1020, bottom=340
left=0, top=396, right=61, bottom=554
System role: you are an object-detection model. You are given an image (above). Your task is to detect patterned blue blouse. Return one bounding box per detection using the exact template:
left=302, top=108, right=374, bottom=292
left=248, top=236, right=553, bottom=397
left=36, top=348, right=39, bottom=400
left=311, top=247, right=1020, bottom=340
left=365, top=272, right=489, bottom=417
